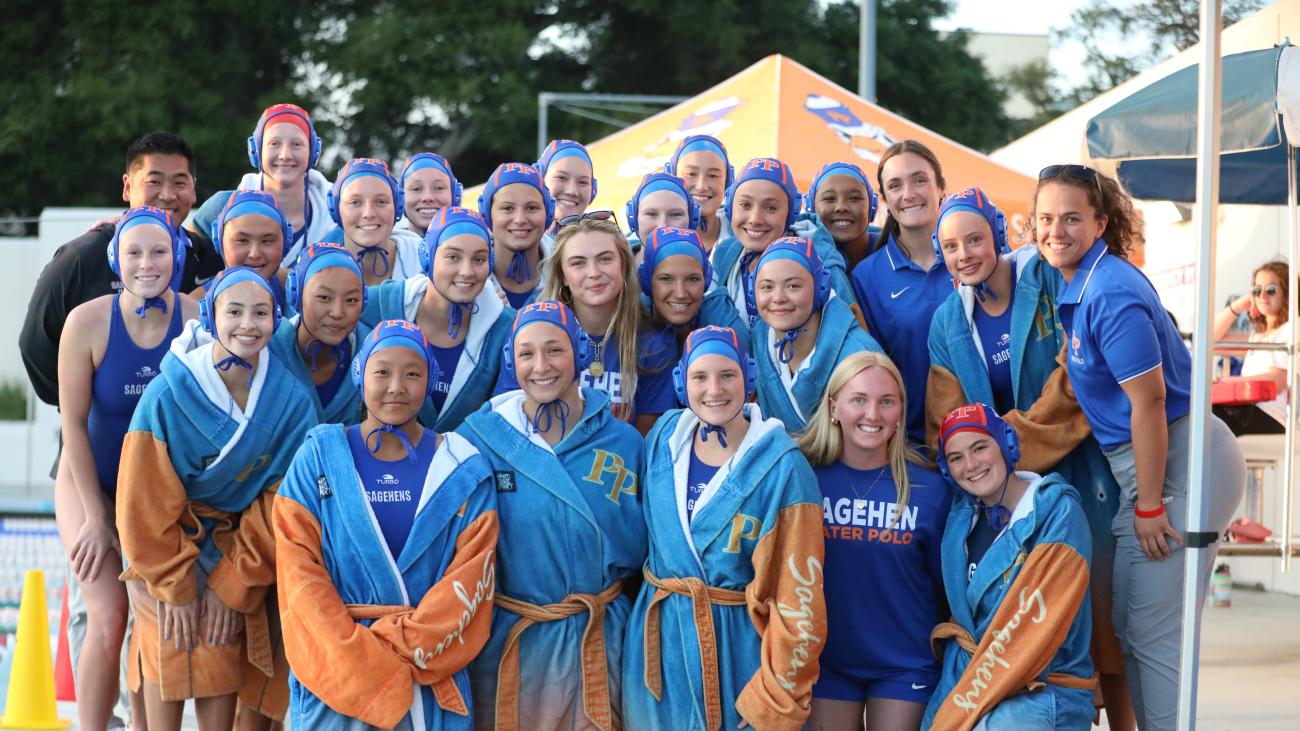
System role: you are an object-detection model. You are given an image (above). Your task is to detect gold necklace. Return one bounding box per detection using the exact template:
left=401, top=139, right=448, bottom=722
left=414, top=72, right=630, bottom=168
left=589, top=335, right=607, bottom=377
left=849, top=464, right=888, bottom=502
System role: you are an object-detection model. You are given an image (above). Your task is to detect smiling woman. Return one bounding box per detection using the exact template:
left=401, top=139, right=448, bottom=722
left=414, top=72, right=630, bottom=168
left=851, top=140, right=953, bottom=443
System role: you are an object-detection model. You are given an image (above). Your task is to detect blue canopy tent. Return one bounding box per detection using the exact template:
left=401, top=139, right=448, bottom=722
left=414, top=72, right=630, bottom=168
left=1085, top=38, right=1299, bottom=730
left=1087, top=44, right=1300, bottom=204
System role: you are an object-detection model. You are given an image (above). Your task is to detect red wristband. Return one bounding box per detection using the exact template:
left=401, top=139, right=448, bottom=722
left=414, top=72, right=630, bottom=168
left=1135, top=504, right=1166, bottom=519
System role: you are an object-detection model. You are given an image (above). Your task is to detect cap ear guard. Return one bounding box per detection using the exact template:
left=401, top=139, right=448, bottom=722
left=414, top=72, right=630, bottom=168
left=804, top=162, right=879, bottom=225
left=666, top=135, right=736, bottom=190
left=248, top=104, right=322, bottom=171
left=935, top=404, right=1021, bottom=481
left=723, top=161, right=803, bottom=231
left=500, top=302, right=594, bottom=376
left=287, top=243, right=369, bottom=314
left=107, top=207, right=186, bottom=289
left=626, top=174, right=702, bottom=236
left=351, top=322, right=442, bottom=400
left=636, top=227, right=713, bottom=296
left=329, top=159, right=404, bottom=226
left=478, top=163, right=556, bottom=230
left=672, top=355, right=757, bottom=405
left=212, top=191, right=293, bottom=265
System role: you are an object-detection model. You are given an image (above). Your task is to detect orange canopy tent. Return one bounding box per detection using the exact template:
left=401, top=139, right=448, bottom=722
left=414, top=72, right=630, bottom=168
left=579, top=55, right=1038, bottom=241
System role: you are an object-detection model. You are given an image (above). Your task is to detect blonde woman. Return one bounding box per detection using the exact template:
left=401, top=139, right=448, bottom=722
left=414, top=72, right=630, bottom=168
left=798, top=351, right=950, bottom=731
left=498, top=213, right=662, bottom=423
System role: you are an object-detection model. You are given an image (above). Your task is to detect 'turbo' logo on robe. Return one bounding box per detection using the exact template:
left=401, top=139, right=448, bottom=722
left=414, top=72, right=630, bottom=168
left=583, top=449, right=637, bottom=504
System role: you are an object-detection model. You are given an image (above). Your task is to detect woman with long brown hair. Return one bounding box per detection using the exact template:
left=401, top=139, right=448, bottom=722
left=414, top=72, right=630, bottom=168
left=850, top=140, right=952, bottom=444
left=1036, top=163, right=1245, bottom=730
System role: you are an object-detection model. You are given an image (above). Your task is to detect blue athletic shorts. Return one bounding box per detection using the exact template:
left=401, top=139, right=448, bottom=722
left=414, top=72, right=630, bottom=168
left=813, top=664, right=938, bottom=704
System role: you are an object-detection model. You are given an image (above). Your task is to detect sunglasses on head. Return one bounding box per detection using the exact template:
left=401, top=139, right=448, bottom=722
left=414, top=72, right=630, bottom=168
left=557, top=210, right=618, bottom=229
left=1253, top=284, right=1282, bottom=297
left=1039, top=164, right=1098, bottom=182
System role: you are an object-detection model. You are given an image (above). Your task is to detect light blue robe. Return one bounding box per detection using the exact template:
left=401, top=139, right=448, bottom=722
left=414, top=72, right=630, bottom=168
left=275, top=426, right=497, bottom=730
left=622, top=405, right=827, bottom=731
left=922, top=473, right=1095, bottom=730
left=750, top=293, right=882, bottom=433
left=927, top=248, right=1121, bottom=583
left=457, top=388, right=647, bottom=730
left=268, top=316, right=371, bottom=426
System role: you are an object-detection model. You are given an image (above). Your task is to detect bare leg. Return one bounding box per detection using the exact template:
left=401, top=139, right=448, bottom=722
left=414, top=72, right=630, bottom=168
left=863, top=697, right=925, bottom=731
left=140, top=681, right=184, bottom=731
left=194, top=694, right=238, bottom=731
left=55, top=468, right=128, bottom=731
left=1101, top=672, right=1136, bottom=731
left=809, top=698, right=865, bottom=730
left=235, top=701, right=280, bottom=731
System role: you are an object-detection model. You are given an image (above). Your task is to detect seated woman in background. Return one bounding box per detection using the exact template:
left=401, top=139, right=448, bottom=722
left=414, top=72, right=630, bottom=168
left=1212, top=259, right=1293, bottom=433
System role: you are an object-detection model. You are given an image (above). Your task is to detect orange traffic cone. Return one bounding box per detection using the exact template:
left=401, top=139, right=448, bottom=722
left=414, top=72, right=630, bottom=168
left=54, top=582, right=75, bottom=702
left=0, top=570, right=71, bottom=729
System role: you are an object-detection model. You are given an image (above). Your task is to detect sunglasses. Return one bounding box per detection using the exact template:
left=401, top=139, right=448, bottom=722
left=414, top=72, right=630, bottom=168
left=1253, top=284, right=1282, bottom=297
left=556, top=210, right=618, bottom=229
left=1038, top=164, right=1097, bottom=181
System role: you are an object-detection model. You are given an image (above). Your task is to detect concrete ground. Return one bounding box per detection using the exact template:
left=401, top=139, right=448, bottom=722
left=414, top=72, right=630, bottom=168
left=25, top=588, right=1300, bottom=729
left=1098, top=587, right=1300, bottom=730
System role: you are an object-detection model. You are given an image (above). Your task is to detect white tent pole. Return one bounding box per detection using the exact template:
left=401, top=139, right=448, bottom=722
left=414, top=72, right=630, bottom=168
left=1179, top=1, right=1223, bottom=728
left=1285, top=140, right=1297, bottom=573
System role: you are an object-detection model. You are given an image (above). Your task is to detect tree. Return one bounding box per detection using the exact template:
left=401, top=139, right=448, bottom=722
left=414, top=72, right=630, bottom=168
left=807, top=0, right=1013, bottom=152
left=0, top=0, right=331, bottom=220
left=1066, top=0, right=1266, bottom=105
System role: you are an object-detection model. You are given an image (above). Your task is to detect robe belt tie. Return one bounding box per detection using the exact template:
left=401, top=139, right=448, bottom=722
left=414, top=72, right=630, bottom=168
left=641, top=566, right=747, bottom=731
left=491, top=581, right=625, bottom=731
left=343, top=603, right=469, bottom=715
left=929, top=621, right=1100, bottom=693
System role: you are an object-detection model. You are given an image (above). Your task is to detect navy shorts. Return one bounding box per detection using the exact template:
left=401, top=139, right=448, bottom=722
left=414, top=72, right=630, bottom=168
left=813, top=663, right=938, bottom=704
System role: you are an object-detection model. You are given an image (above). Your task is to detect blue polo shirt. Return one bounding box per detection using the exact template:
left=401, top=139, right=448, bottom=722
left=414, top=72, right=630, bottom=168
left=852, top=235, right=954, bottom=442
left=1057, top=239, right=1191, bottom=451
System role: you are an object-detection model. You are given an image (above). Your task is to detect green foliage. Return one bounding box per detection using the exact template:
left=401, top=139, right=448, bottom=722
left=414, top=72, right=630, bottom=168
left=0, top=0, right=328, bottom=217
left=1064, top=0, right=1266, bottom=106
left=0, top=381, right=26, bottom=421
left=2, top=0, right=1017, bottom=217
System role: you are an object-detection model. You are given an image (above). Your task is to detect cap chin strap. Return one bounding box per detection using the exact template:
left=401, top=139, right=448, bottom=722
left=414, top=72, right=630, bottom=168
left=364, top=422, right=421, bottom=463
left=356, top=245, right=392, bottom=278
left=296, top=319, right=343, bottom=374
left=134, top=296, right=170, bottom=319
left=506, top=250, right=532, bottom=285
left=972, top=256, right=1002, bottom=303
left=698, top=402, right=747, bottom=449
left=980, top=471, right=1013, bottom=532
left=213, top=340, right=255, bottom=388
left=530, top=398, right=571, bottom=438
left=435, top=283, right=480, bottom=339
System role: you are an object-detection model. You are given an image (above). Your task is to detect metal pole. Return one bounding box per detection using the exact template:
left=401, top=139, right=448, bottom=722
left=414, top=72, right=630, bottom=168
left=1285, top=141, right=1298, bottom=572
left=1179, top=2, right=1223, bottom=728
left=538, top=93, right=551, bottom=160
left=859, top=0, right=876, bottom=102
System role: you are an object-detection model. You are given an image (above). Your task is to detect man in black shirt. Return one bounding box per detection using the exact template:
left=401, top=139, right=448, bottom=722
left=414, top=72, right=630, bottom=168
left=19, top=131, right=223, bottom=406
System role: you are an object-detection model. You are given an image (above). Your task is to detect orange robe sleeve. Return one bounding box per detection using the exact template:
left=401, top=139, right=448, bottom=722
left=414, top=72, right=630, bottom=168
left=735, top=503, right=827, bottom=731
left=366, top=507, right=499, bottom=687
left=274, top=494, right=418, bottom=729
left=926, top=346, right=1092, bottom=473
left=207, top=486, right=280, bottom=614
left=930, top=542, right=1091, bottom=731
left=116, top=431, right=200, bottom=605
